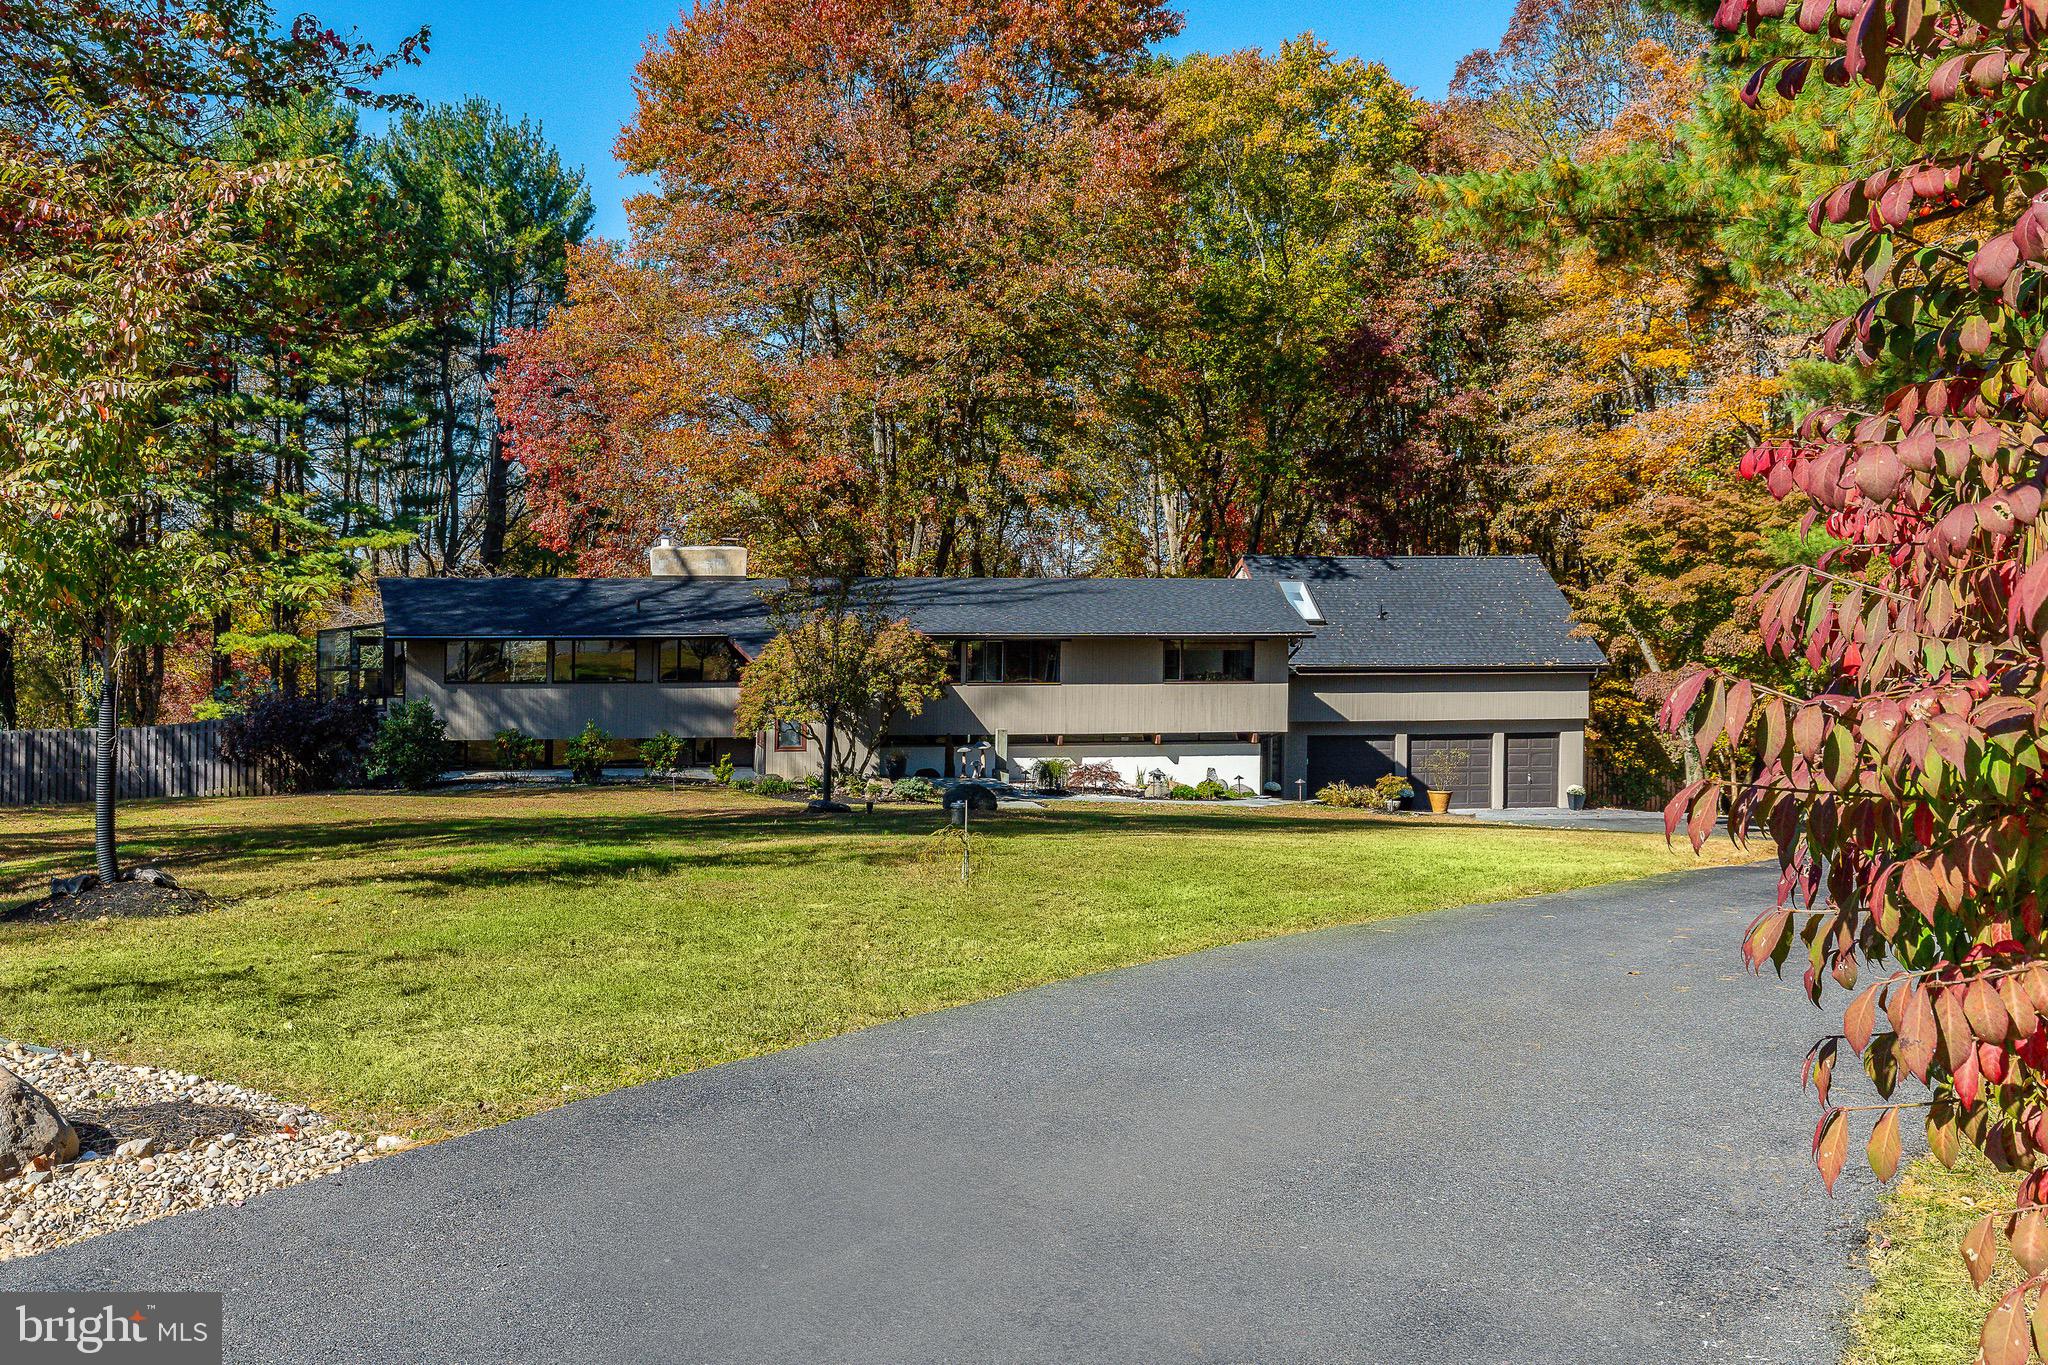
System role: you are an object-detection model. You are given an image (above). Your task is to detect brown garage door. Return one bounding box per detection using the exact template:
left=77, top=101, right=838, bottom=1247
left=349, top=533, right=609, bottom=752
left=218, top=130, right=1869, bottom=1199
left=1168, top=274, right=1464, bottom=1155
left=1408, top=735, right=1492, bottom=809
left=1306, top=735, right=1397, bottom=795
left=1505, top=733, right=1560, bottom=808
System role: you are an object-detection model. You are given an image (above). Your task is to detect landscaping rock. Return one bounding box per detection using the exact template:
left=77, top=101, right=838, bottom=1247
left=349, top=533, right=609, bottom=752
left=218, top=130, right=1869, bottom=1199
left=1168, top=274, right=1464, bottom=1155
left=125, top=867, right=180, bottom=889
left=47, top=874, right=97, bottom=899
left=941, top=783, right=999, bottom=813
left=0, top=1066, right=79, bottom=1178
left=0, top=1041, right=392, bottom=1262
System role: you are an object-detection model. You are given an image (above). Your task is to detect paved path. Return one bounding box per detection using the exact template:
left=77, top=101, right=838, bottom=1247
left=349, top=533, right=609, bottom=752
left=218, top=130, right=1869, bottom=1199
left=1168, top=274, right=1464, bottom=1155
left=1, top=864, right=1876, bottom=1363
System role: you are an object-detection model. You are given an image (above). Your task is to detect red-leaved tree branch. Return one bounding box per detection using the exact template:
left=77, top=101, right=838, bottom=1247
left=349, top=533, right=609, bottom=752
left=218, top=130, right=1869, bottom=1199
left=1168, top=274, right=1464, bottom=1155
left=1678, top=0, right=2048, bottom=1358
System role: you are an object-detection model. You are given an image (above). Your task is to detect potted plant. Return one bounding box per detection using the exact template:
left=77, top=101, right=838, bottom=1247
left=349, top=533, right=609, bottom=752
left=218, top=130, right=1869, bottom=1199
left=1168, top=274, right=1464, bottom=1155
left=1372, top=774, right=1414, bottom=813
left=1565, top=783, right=1587, bottom=811
left=1411, top=745, right=1469, bottom=815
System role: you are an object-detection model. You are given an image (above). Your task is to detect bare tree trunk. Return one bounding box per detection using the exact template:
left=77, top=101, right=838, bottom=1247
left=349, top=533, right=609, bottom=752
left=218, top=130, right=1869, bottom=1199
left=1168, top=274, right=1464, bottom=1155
left=820, top=706, right=838, bottom=806
left=0, top=627, right=15, bottom=730
left=93, top=625, right=119, bottom=884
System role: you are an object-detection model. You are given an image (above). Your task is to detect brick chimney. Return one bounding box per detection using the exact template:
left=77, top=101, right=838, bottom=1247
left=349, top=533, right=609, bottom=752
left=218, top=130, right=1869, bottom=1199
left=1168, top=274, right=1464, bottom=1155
left=647, top=537, right=748, bottom=578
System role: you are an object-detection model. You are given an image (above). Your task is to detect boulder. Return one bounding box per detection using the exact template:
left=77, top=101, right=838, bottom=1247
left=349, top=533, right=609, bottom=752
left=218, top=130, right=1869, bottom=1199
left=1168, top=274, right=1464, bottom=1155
left=0, top=1066, right=78, bottom=1178
left=942, top=783, right=999, bottom=813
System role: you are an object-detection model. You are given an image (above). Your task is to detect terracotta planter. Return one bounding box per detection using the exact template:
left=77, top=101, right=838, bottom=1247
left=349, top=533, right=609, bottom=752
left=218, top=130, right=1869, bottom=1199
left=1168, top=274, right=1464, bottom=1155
left=1428, top=789, right=1452, bottom=814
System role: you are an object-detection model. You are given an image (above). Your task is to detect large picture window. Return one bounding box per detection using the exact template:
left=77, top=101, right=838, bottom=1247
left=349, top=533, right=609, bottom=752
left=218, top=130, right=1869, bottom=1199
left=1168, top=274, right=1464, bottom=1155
left=445, top=639, right=548, bottom=684
left=1164, top=640, right=1256, bottom=682
left=945, top=639, right=1060, bottom=683
left=659, top=638, right=739, bottom=683
left=553, top=639, right=637, bottom=683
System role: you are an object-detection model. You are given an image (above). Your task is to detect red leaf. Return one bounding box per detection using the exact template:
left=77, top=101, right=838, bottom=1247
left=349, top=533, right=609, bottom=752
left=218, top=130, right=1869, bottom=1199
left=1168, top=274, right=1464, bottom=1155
left=1967, top=977, right=2013, bottom=1044
left=1687, top=782, right=1721, bottom=851
left=2012, top=1210, right=2048, bottom=1275
left=1898, top=984, right=1938, bottom=1081
left=1986, top=1286, right=2031, bottom=1365
left=1867, top=1106, right=1902, bottom=1182
left=1845, top=984, right=1879, bottom=1055
left=1816, top=1108, right=1849, bottom=1193
left=1964, top=1212, right=2000, bottom=1288
left=1723, top=678, right=1755, bottom=752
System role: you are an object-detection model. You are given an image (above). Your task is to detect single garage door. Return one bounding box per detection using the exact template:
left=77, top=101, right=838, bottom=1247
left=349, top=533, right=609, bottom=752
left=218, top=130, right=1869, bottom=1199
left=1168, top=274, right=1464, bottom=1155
left=1306, top=735, right=1397, bottom=794
left=1505, top=733, right=1560, bottom=808
left=1408, top=735, right=1492, bottom=809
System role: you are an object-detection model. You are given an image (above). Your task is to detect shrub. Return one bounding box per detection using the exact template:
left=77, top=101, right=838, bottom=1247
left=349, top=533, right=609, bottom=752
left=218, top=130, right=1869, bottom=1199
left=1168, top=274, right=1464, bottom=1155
left=1167, top=783, right=1199, bottom=800
left=494, top=728, right=544, bottom=770
left=1316, top=780, right=1367, bottom=809
left=729, top=776, right=758, bottom=792
left=794, top=773, right=820, bottom=794
left=640, top=731, right=687, bottom=779
left=564, top=721, right=612, bottom=784
left=752, top=775, right=795, bottom=795
left=1372, top=774, right=1414, bottom=806
left=1666, top=9, right=2048, bottom=1347
left=710, top=752, right=736, bottom=786
left=1193, top=778, right=1232, bottom=800
left=1065, top=761, right=1138, bottom=796
left=891, top=776, right=938, bottom=803
left=1032, top=757, right=1074, bottom=791
left=366, top=700, right=448, bottom=790
left=216, top=690, right=377, bottom=792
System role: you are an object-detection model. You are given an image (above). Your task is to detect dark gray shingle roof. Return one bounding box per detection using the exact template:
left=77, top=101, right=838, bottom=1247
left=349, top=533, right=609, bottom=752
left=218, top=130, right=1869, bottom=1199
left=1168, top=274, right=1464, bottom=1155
left=1236, top=555, right=1608, bottom=671
left=377, top=575, right=1310, bottom=651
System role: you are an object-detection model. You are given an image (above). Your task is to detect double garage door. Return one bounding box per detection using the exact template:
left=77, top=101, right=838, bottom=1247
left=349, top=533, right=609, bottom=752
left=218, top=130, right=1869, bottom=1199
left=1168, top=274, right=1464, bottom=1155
left=1306, top=732, right=1560, bottom=809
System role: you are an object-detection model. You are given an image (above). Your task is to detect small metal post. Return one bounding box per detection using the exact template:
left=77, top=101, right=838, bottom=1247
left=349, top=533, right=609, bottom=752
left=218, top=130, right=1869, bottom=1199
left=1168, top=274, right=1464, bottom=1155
left=1294, top=778, right=1306, bottom=801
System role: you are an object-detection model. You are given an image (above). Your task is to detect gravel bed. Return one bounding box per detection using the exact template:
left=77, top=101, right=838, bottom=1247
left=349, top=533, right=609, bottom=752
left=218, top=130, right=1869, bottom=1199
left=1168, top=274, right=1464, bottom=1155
left=0, top=1042, right=408, bottom=1262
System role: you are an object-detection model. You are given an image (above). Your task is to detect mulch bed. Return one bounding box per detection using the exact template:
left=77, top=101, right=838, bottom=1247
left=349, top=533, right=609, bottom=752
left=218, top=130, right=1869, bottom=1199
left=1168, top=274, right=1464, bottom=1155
left=2, top=879, right=217, bottom=925
left=69, top=1102, right=273, bottom=1154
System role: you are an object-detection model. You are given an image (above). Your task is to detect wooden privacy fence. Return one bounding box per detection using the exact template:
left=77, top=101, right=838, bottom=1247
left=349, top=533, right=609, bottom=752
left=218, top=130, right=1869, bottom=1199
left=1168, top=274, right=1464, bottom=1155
left=1585, top=753, right=1685, bottom=813
left=0, top=719, right=278, bottom=806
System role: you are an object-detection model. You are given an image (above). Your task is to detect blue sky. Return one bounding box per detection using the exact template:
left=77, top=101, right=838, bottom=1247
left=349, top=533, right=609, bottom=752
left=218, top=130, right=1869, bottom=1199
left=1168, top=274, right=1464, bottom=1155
left=328, top=0, right=1519, bottom=240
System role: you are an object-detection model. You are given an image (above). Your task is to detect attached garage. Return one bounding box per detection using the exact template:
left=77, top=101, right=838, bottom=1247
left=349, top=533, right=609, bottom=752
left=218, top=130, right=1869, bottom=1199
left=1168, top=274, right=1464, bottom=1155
left=1305, top=734, right=1397, bottom=793
left=1408, top=734, right=1491, bottom=809
left=1505, top=732, right=1560, bottom=808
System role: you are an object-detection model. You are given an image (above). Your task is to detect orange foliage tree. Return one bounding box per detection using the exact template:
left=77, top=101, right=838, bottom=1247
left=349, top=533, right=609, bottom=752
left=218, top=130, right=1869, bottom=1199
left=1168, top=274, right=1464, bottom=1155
left=497, top=0, right=1179, bottom=577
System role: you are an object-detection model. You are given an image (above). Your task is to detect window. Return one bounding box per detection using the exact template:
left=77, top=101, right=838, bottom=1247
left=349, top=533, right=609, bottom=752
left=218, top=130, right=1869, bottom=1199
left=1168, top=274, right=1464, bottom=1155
left=774, top=721, right=806, bottom=751
left=446, top=639, right=548, bottom=684
left=554, top=639, right=637, bottom=683
left=945, top=639, right=1060, bottom=683
left=1004, top=640, right=1061, bottom=683
left=659, top=638, right=739, bottom=683
left=1279, top=580, right=1324, bottom=623
left=951, top=640, right=1004, bottom=683
left=1164, top=640, right=1256, bottom=682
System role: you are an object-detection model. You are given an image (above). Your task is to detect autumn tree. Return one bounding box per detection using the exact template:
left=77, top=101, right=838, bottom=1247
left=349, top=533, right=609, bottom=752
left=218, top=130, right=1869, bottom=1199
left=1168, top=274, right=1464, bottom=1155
left=735, top=582, right=948, bottom=808
left=501, top=0, right=1179, bottom=578
left=1131, top=40, right=1482, bottom=573
left=0, top=0, right=419, bottom=879
left=1668, top=2, right=2048, bottom=1358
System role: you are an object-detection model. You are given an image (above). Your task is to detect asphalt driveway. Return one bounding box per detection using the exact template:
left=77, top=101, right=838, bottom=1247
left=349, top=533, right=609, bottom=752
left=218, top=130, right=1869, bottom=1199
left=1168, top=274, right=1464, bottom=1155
left=0, top=862, right=1875, bottom=1363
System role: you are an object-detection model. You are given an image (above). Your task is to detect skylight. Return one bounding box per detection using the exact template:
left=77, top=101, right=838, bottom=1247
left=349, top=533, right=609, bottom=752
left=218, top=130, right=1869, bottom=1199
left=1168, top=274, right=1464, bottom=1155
left=1280, top=580, right=1324, bottom=624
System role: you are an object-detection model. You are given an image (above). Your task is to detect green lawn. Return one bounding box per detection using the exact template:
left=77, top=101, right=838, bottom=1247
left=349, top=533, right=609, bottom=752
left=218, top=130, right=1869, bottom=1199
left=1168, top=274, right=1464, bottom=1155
left=0, top=787, right=1755, bottom=1135
left=1848, top=1154, right=2019, bottom=1364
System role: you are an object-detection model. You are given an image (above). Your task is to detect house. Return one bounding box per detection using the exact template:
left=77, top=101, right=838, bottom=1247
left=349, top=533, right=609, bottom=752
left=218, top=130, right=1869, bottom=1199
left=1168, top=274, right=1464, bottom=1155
left=1234, top=555, right=1608, bottom=808
left=368, top=543, right=1604, bottom=808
